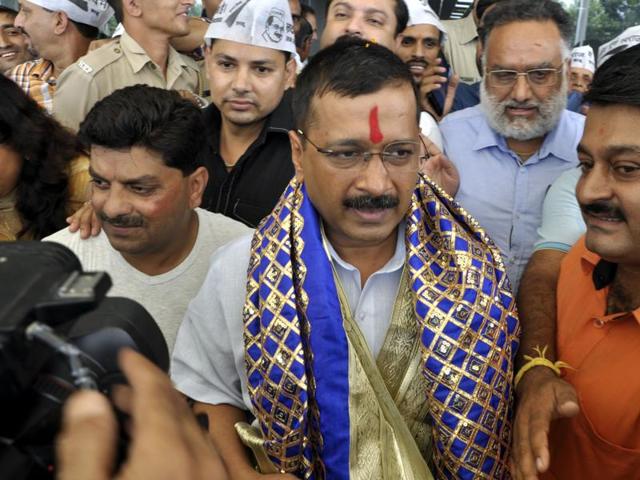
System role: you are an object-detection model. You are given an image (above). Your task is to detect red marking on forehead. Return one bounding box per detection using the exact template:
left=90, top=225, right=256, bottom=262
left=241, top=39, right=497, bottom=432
left=369, top=106, right=384, bottom=144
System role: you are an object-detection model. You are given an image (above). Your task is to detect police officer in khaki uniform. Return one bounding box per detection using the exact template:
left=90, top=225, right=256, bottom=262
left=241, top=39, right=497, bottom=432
left=53, top=0, right=203, bottom=132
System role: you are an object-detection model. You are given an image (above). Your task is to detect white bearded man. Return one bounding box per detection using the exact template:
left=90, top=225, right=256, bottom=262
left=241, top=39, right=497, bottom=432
left=439, top=0, right=584, bottom=292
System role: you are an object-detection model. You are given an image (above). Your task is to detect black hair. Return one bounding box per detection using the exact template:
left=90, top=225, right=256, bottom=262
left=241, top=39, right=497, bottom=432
left=475, top=0, right=504, bottom=22
left=325, top=0, right=409, bottom=37
left=293, top=36, right=419, bottom=131
left=584, top=44, right=640, bottom=108
left=301, top=3, right=315, bottom=18
left=107, top=0, right=122, bottom=24
left=78, top=85, right=206, bottom=176
left=481, top=0, right=572, bottom=48
left=0, top=75, right=84, bottom=239
left=69, top=19, right=99, bottom=39
left=0, top=6, right=17, bottom=15
left=295, top=16, right=313, bottom=48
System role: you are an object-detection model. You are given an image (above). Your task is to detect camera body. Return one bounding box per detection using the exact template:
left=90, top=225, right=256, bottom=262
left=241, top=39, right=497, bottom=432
left=0, top=241, right=169, bottom=479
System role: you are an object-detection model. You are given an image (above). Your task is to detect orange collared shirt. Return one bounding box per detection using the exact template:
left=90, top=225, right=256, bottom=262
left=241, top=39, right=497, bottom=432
left=8, top=58, right=56, bottom=113
left=543, top=236, right=640, bottom=480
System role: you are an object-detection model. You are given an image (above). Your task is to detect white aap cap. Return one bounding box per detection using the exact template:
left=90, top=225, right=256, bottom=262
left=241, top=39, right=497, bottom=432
left=27, top=0, right=114, bottom=28
left=404, top=0, right=447, bottom=42
left=570, top=45, right=595, bottom=74
left=205, top=0, right=297, bottom=56
left=598, top=25, right=640, bottom=68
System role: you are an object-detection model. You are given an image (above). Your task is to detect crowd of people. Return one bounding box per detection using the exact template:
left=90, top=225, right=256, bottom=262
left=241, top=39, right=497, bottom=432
left=2, top=0, right=640, bottom=478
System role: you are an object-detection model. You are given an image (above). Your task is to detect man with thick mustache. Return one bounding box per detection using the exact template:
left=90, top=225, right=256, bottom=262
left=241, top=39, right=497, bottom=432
left=512, top=43, right=640, bottom=480
left=172, top=37, right=519, bottom=480
left=45, top=85, right=251, bottom=351
left=439, top=0, right=584, bottom=291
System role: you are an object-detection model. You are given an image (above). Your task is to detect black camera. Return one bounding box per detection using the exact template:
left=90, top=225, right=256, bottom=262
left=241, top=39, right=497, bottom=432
left=0, top=241, right=169, bottom=479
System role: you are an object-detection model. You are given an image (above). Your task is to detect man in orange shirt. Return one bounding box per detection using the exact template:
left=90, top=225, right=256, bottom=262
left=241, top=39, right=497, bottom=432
left=512, top=43, right=640, bottom=479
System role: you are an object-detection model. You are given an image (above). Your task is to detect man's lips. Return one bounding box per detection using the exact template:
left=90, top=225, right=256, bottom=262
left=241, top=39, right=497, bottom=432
left=226, top=99, right=255, bottom=110
left=408, top=61, right=427, bottom=75
left=0, top=51, right=18, bottom=59
left=506, top=105, right=538, bottom=117
left=348, top=207, right=392, bottom=222
left=583, top=210, right=625, bottom=223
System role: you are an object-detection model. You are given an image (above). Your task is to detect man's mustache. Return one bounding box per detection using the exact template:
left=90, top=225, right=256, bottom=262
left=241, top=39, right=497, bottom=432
left=98, top=212, right=144, bottom=227
left=343, top=195, right=399, bottom=210
left=580, top=201, right=625, bottom=221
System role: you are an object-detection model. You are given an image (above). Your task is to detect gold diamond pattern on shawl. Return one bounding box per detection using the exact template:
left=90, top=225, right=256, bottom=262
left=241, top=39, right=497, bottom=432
left=407, top=179, right=518, bottom=479
left=243, top=186, right=317, bottom=475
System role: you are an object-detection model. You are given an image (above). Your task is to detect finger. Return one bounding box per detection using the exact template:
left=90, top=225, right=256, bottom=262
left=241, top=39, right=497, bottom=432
left=442, top=73, right=460, bottom=118
left=57, top=391, right=116, bottom=480
left=513, top=409, right=539, bottom=480
left=554, top=383, right=580, bottom=419
left=91, top=210, right=102, bottom=237
left=118, top=349, right=183, bottom=436
left=112, top=384, right=134, bottom=415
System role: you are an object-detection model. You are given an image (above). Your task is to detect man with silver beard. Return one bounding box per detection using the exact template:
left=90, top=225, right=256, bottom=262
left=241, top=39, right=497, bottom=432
left=439, top=0, right=584, bottom=292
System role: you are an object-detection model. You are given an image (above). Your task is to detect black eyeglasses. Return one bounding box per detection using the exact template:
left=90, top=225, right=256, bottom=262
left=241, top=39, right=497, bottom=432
left=297, top=129, right=427, bottom=173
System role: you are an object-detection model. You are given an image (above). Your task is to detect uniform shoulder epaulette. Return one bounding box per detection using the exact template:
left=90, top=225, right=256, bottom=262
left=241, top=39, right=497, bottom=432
left=179, top=52, right=202, bottom=72
left=73, top=41, right=125, bottom=78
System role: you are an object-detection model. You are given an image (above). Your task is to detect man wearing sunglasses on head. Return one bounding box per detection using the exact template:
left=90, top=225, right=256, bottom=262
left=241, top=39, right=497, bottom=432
left=439, top=0, right=584, bottom=292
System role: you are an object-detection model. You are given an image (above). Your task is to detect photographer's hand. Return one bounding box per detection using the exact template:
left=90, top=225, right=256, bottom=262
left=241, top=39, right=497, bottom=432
left=56, top=349, right=228, bottom=480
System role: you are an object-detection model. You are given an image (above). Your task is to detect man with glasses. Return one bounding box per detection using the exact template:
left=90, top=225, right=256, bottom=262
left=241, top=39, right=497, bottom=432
left=172, top=37, right=519, bottom=479
left=439, top=0, right=584, bottom=291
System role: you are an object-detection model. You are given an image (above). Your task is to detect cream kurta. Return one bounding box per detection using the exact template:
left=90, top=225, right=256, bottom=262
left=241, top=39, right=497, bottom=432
left=53, top=31, right=203, bottom=131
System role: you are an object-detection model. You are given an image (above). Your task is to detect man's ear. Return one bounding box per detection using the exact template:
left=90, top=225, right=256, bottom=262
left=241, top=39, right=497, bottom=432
left=285, top=57, right=297, bottom=89
left=289, top=129, right=304, bottom=182
left=122, top=0, right=142, bottom=18
left=187, top=166, right=209, bottom=209
left=53, top=11, right=69, bottom=36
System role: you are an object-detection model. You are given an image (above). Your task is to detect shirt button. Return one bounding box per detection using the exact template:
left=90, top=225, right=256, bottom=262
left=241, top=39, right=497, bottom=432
left=593, top=318, right=605, bottom=328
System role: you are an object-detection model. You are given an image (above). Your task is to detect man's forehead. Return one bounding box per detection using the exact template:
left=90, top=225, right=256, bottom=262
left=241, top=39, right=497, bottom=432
left=90, top=146, right=172, bottom=178
left=330, top=0, right=394, bottom=14
left=486, top=21, right=564, bottom=61
left=208, top=39, right=285, bottom=63
left=401, top=23, right=440, bottom=39
left=307, top=87, right=417, bottom=134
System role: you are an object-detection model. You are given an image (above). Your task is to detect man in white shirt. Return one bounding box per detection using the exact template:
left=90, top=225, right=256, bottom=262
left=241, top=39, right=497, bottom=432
left=46, top=85, right=251, bottom=350
left=172, top=37, right=519, bottom=479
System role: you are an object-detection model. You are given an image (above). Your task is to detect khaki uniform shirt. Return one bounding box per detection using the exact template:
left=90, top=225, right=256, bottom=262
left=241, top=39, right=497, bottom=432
left=442, top=14, right=481, bottom=84
left=53, top=31, right=203, bottom=131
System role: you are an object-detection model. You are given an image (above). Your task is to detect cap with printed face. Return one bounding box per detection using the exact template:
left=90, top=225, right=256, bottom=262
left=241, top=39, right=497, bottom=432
left=0, top=0, right=19, bottom=13
left=204, top=0, right=297, bottom=55
left=571, top=45, right=595, bottom=73
left=26, top=0, right=114, bottom=28
left=598, top=25, right=640, bottom=69
left=404, top=0, right=447, bottom=41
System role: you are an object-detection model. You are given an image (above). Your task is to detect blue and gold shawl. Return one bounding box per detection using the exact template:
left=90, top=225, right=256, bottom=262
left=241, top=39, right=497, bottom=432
left=243, top=175, right=520, bottom=479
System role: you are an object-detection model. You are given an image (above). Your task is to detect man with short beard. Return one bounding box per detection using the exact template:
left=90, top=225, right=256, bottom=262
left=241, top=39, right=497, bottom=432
left=439, top=0, right=584, bottom=291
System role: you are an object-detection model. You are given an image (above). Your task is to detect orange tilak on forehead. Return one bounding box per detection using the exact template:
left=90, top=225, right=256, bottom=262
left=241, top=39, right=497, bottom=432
left=369, top=106, right=384, bottom=144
